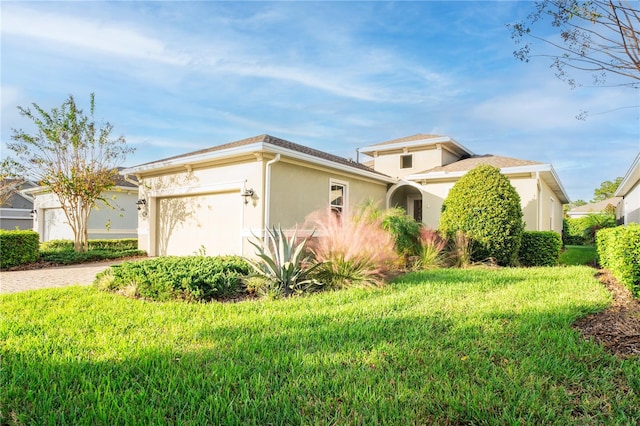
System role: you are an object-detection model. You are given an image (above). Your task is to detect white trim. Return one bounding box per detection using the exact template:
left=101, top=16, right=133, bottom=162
left=406, top=163, right=570, bottom=204
left=385, top=180, right=424, bottom=209
left=615, top=152, right=640, bottom=197
left=359, top=136, right=474, bottom=157
left=329, top=178, right=349, bottom=217
left=121, top=142, right=397, bottom=184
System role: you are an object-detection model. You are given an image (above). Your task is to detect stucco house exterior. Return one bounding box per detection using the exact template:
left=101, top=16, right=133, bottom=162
left=0, top=180, right=36, bottom=230
left=24, top=175, right=139, bottom=242
left=121, top=133, right=569, bottom=257
left=566, top=197, right=621, bottom=219
left=615, top=152, right=640, bottom=225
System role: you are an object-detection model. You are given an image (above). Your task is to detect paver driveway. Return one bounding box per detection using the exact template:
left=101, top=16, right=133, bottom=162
left=0, top=261, right=120, bottom=294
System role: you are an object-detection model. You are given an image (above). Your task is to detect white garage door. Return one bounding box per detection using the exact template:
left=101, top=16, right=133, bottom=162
left=43, top=208, right=74, bottom=241
left=156, top=192, right=241, bottom=256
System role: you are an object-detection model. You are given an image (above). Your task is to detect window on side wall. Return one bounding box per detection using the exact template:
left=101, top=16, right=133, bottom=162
left=400, top=154, right=413, bottom=169
left=330, top=180, right=347, bottom=218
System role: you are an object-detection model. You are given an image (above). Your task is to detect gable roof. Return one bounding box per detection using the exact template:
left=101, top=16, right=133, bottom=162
left=417, top=154, right=542, bottom=174
left=359, top=134, right=474, bottom=158
left=405, top=154, right=570, bottom=204
left=123, top=134, right=394, bottom=182
left=567, top=197, right=621, bottom=215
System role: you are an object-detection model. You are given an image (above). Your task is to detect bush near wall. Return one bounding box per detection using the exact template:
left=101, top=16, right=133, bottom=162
left=518, top=231, right=562, bottom=267
left=0, top=230, right=39, bottom=269
left=95, top=256, right=250, bottom=302
left=41, top=238, right=138, bottom=251
left=563, top=218, right=588, bottom=245
left=596, top=225, right=640, bottom=298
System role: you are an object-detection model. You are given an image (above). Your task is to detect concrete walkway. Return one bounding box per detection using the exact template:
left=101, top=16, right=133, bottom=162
left=0, top=261, right=121, bottom=294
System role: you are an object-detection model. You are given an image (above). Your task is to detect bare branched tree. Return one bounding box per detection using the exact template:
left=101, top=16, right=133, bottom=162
left=510, top=0, right=640, bottom=88
left=8, top=93, right=134, bottom=251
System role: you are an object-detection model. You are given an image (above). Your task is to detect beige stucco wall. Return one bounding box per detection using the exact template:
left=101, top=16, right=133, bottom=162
left=403, top=174, right=562, bottom=233
left=32, top=189, right=138, bottom=242
left=136, top=157, right=264, bottom=257
left=374, top=147, right=450, bottom=179
left=269, top=159, right=388, bottom=229
left=620, top=179, right=640, bottom=224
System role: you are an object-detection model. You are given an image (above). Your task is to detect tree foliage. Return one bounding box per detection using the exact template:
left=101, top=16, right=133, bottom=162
left=592, top=176, right=623, bottom=201
left=8, top=93, right=133, bottom=252
left=439, top=165, right=524, bottom=266
left=0, top=159, right=26, bottom=206
left=510, top=0, right=640, bottom=88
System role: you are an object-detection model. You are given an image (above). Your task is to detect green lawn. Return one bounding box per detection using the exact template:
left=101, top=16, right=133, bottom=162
left=559, top=245, right=597, bottom=266
left=2, top=267, right=638, bottom=425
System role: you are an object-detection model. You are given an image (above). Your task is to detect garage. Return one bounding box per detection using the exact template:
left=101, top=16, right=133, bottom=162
left=43, top=207, right=74, bottom=241
left=155, top=191, right=241, bottom=256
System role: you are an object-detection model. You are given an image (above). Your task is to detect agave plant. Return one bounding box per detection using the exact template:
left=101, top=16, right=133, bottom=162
left=245, top=226, right=320, bottom=297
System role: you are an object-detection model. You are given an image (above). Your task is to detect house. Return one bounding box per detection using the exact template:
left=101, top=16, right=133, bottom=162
left=121, top=133, right=569, bottom=257
left=360, top=134, right=568, bottom=232
left=23, top=174, right=139, bottom=242
left=615, top=153, right=640, bottom=225
left=0, top=180, right=36, bottom=230
left=566, top=197, right=621, bottom=219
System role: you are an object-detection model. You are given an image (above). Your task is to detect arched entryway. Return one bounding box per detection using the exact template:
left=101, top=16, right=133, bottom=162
left=386, top=181, right=424, bottom=223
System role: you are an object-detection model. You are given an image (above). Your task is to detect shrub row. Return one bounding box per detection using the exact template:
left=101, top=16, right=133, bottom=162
left=95, top=256, right=250, bottom=302
left=596, top=225, right=640, bottom=298
left=563, top=215, right=617, bottom=246
left=41, top=238, right=138, bottom=251
left=518, top=231, right=562, bottom=267
left=0, top=230, right=39, bottom=269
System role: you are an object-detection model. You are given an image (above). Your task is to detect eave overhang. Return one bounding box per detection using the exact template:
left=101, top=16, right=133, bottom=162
left=406, top=163, right=570, bottom=204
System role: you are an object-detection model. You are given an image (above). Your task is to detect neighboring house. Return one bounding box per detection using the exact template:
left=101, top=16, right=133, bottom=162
left=23, top=174, right=139, bottom=242
left=0, top=180, right=36, bottom=230
left=121, top=133, right=569, bottom=257
left=566, top=197, right=621, bottom=219
left=615, top=153, right=640, bottom=225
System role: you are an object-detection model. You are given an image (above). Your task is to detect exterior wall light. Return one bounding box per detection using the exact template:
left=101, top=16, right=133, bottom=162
left=241, top=189, right=255, bottom=204
left=30, top=209, right=37, bottom=218
left=136, top=199, right=147, bottom=211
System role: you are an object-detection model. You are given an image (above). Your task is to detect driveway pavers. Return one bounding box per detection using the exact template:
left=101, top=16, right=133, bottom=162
left=0, top=261, right=121, bottom=294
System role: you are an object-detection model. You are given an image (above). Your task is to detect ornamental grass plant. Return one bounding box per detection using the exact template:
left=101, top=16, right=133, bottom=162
left=306, top=209, right=399, bottom=289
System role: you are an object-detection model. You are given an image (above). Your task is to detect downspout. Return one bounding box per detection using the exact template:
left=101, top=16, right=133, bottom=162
left=536, top=171, right=541, bottom=231
left=264, top=154, right=281, bottom=242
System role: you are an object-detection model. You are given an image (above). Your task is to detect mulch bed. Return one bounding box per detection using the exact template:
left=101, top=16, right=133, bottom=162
left=573, top=270, right=640, bottom=358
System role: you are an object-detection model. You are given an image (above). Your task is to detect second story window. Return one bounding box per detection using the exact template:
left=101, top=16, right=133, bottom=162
left=400, top=154, right=413, bottom=169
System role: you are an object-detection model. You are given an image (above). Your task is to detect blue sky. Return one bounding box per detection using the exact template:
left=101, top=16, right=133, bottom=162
left=2, top=1, right=638, bottom=202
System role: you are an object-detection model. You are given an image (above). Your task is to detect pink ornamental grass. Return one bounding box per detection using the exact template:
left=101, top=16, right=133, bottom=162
left=305, top=209, right=398, bottom=288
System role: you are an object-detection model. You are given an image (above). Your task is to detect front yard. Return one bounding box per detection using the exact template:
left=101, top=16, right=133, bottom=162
left=1, top=266, right=638, bottom=424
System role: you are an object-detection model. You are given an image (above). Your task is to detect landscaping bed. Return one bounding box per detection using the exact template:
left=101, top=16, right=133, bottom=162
left=574, top=270, right=640, bottom=358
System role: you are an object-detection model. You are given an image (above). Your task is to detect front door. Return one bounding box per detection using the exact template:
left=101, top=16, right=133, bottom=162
left=413, top=199, right=423, bottom=222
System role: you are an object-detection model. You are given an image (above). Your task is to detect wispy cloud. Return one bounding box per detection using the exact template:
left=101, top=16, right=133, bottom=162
left=2, top=5, right=189, bottom=66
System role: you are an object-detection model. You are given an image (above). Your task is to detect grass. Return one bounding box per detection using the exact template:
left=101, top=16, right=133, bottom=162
left=2, top=267, right=639, bottom=424
left=560, top=245, right=597, bottom=266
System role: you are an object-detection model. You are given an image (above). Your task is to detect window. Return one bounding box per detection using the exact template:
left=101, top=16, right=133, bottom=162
left=330, top=181, right=347, bottom=217
left=400, top=154, right=413, bottom=169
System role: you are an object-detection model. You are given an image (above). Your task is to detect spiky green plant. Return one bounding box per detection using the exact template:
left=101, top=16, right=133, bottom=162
left=245, top=226, right=320, bottom=297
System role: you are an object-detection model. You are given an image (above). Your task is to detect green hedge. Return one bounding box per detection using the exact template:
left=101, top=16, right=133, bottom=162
left=41, top=238, right=138, bottom=251
left=596, top=225, right=640, bottom=298
left=518, top=231, right=562, bottom=267
left=0, top=230, right=40, bottom=269
left=95, top=256, right=250, bottom=302
left=563, top=218, right=588, bottom=245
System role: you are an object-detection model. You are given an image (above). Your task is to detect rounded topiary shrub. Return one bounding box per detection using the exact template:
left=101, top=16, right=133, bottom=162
left=439, top=164, right=524, bottom=266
